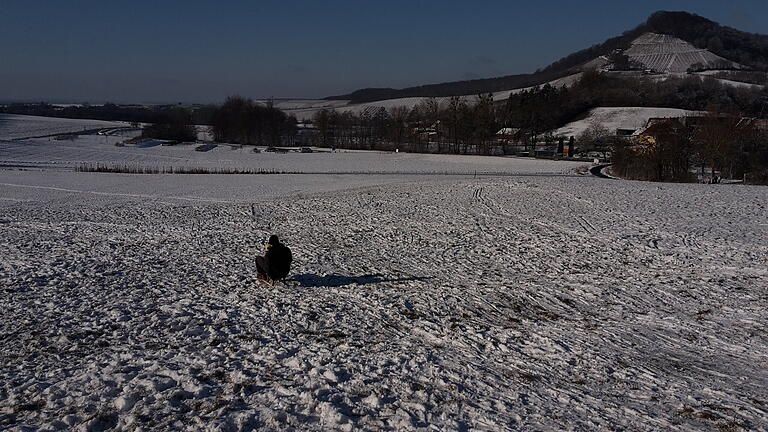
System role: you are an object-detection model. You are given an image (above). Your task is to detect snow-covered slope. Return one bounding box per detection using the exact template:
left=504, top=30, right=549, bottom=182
left=550, top=107, right=702, bottom=137
left=0, top=134, right=582, bottom=175
left=2, top=167, right=767, bottom=431
left=274, top=74, right=583, bottom=121
left=270, top=31, right=756, bottom=124
left=2, top=105, right=767, bottom=432
left=625, top=33, right=741, bottom=73
left=0, top=114, right=126, bottom=141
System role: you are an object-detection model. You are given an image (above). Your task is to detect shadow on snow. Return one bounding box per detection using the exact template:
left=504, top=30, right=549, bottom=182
left=291, top=273, right=434, bottom=288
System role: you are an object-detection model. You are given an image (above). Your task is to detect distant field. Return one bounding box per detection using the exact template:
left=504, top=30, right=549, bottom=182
left=0, top=133, right=584, bottom=175
left=0, top=114, right=126, bottom=140
left=270, top=74, right=584, bottom=121
left=550, top=106, right=702, bottom=137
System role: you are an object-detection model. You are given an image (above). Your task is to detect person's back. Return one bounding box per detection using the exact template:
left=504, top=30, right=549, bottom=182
left=265, top=240, right=292, bottom=280
left=256, top=235, right=292, bottom=281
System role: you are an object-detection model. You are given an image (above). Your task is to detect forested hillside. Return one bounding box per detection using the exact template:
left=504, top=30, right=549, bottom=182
left=331, top=11, right=768, bottom=103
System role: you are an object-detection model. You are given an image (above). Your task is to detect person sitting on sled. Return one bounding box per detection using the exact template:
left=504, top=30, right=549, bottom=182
left=256, top=235, right=293, bottom=282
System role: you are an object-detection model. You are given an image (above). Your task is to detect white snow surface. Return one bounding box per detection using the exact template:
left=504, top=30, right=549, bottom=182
left=0, top=114, right=127, bottom=141
left=551, top=107, right=702, bottom=137
left=1, top=118, right=767, bottom=431
left=0, top=135, right=581, bottom=176
left=273, top=74, right=583, bottom=121
left=625, top=33, right=741, bottom=74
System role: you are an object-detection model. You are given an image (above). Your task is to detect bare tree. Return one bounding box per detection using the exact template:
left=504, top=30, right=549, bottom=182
left=577, top=120, right=611, bottom=157
left=694, top=108, right=748, bottom=180
left=313, top=109, right=334, bottom=148
left=416, top=98, right=440, bottom=153
left=388, top=106, right=410, bottom=151
left=473, top=93, right=496, bottom=155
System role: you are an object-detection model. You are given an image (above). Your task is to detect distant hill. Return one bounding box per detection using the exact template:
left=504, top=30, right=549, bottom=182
left=325, top=69, right=573, bottom=104
left=622, top=32, right=741, bottom=73
left=543, top=11, right=768, bottom=74
left=329, top=11, right=768, bottom=103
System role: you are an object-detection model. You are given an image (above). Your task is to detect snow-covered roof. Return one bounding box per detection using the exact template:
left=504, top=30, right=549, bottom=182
left=496, top=127, right=521, bottom=135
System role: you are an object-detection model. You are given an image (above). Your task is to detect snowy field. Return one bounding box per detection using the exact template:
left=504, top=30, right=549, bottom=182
left=270, top=74, right=583, bottom=122
left=0, top=134, right=581, bottom=175
left=0, top=114, right=127, bottom=141
left=1, top=120, right=768, bottom=431
left=550, top=107, right=702, bottom=138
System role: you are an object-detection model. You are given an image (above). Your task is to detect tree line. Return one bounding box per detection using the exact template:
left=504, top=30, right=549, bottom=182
left=141, top=107, right=197, bottom=142
left=505, top=70, right=768, bottom=133
left=209, top=96, right=297, bottom=145
left=311, top=93, right=503, bottom=155
left=0, top=102, right=216, bottom=125
left=140, top=96, right=298, bottom=144
left=311, top=70, right=768, bottom=155
left=611, top=111, right=768, bottom=184
left=326, top=69, right=570, bottom=104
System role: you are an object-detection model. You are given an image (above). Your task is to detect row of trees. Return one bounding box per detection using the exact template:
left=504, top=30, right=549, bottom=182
left=318, top=77, right=587, bottom=155
left=0, top=102, right=206, bottom=125
left=310, top=70, right=768, bottom=156
left=504, top=70, right=768, bottom=134
left=209, top=96, right=297, bottom=145
left=692, top=114, right=768, bottom=183
left=141, top=107, right=197, bottom=142
left=611, top=111, right=768, bottom=184
left=135, top=86, right=767, bottom=184
left=141, top=96, right=299, bottom=144
left=611, top=121, right=694, bottom=182
left=311, top=92, right=504, bottom=155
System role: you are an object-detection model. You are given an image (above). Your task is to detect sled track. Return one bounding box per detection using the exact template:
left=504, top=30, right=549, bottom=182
left=576, top=216, right=598, bottom=236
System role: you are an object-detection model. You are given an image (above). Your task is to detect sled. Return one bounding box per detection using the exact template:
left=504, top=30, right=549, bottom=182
left=257, top=276, right=297, bottom=287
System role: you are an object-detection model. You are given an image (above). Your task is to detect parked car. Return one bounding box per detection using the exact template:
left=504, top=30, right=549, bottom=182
left=195, top=144, right=217, bottom=152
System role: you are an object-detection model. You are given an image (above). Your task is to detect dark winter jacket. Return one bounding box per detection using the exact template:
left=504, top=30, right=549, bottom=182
left=264, top=243, right=293, bottom=280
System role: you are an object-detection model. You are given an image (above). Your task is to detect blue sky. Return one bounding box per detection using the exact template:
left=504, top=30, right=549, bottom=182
left=1, top=0, right=766, bottom=104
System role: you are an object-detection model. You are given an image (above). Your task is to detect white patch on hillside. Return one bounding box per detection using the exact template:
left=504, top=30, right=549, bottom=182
left=625, top=33, right=741, bottom=73
left=272, top=74, right=584, bottom=121
left=0, top=114, right=127, bottom=141
left=550, top=107, right=702, bottom=137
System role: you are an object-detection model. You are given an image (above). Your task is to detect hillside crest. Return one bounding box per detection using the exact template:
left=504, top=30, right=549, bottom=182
left=329, top=11, right=768, bottom=103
